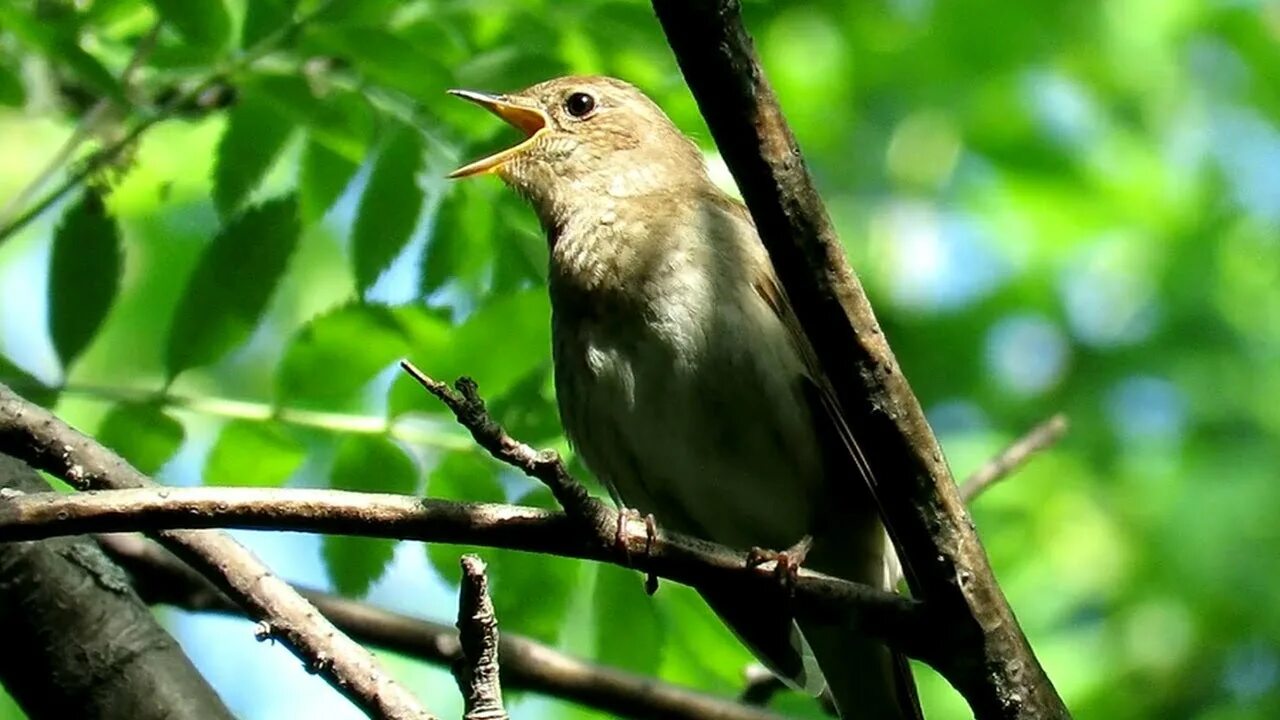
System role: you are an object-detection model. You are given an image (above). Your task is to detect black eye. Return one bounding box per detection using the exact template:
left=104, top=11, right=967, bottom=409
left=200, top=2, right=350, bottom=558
left=564, top=92, right=595, bottom=118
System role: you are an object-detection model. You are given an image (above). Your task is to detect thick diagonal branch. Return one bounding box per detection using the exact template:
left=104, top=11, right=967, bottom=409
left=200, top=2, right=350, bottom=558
left=649, top=1, right=1070, bottom=717
left=0, top=383, right=435, bottom=720
left=99, top=533, right=792, bottom=720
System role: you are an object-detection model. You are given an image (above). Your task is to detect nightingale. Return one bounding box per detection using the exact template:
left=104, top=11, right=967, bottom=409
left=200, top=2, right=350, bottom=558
left=447, top=75, right=921, bottom=720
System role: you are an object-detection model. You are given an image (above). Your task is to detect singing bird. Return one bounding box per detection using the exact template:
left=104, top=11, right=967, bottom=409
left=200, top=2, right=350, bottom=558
left=448, top=76, right=920, bottom=719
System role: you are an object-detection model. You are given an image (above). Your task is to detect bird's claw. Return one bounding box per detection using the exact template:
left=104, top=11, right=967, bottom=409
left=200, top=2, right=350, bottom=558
left=613, top=508, right=661, bottom=594
left=747, top=535, right=813, bottom=594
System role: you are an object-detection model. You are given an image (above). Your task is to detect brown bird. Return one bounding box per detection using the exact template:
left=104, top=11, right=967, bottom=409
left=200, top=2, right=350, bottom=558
left=448, top=75, right=921, bottom=719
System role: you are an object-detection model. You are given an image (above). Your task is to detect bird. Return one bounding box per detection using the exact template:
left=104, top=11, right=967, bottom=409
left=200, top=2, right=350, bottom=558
left=446, top=75, right=921, bottom=719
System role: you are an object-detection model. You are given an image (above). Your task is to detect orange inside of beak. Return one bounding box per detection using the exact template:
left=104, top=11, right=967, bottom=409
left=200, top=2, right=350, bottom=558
left=447, top=90, right=549, bottom=179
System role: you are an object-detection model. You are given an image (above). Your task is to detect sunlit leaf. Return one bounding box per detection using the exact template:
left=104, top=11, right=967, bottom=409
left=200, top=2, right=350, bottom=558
left=151, top=0, right=231, bottom=49
left=212, top=92, right=295, bottom=218
left=298, top=137, right=359, bottom=223
left=204, top=420, right=305, bottom=487
left=165, top=197, right=300, bottom=379
left=96, top=403, right=184, bottom=475
left=48, top=189, right=122, bottom=371
left=351, top=125, right=425, bottom=294
left=322, top=434, right=417, bottom=596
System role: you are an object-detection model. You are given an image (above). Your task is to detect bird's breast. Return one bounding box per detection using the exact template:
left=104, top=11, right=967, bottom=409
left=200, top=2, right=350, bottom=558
left=550, top=247, right=826, bottom=550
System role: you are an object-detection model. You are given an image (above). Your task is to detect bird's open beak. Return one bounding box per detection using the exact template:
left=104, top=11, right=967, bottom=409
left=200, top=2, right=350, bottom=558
left=447, top=90, right=550, bottom=179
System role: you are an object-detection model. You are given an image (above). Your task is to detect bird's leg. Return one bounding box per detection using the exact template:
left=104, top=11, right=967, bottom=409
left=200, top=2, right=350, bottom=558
left=613, top=507, right=659, bottom=559
left=613, top=507, right=661, bottom=594
left=747, top=535, right=814, bottom=594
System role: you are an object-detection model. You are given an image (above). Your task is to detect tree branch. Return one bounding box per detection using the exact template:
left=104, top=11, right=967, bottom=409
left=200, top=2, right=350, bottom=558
left=454, top=556, right=508, bottom=720
left=0, top=457, right=234, bottom=720
left=0, top=383, right=435, bottom=720
left=0, top=484, right=928, bottom=655
left=649, top=1, right=1069, bottom=717
left=960, top=414, right=1069, bottom=503
left=97, top=533, right=794, bottom=720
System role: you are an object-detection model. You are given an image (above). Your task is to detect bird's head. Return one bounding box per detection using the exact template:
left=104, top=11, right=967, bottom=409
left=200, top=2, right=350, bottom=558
left=447, top=75, right=706, bottom=223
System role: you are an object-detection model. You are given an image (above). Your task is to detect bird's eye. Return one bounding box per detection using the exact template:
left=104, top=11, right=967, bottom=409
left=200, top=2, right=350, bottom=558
left=564, top=92, right=596, bottom=118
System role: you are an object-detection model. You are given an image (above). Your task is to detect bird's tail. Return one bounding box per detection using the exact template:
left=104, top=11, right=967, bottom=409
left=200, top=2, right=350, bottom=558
left=798, top=616, right=922, bottom=720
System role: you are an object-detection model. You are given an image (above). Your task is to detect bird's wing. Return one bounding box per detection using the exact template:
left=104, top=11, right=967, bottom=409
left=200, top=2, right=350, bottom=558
left=711, top=192, right=924, bottom=720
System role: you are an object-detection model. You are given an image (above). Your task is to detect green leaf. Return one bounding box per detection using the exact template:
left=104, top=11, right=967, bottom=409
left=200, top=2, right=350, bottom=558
left=165, top=196, right=300, bottom=379
left=204, top=420, right=305, bottom=487
left=96, top=403, right=184, bottom=475
left=420, top=181, right=497, bottom=296
left=241, top=0, right=296, bottom=49
left=322, top=435, right=417, bottom=596
left=48, top=189, right=122, bottom=371
left=451, top=289, right=551, bottom=397
left=303, top=26, right=449, bottom=101
left=0, top=61, right=24, bottom=107
left=213, top=92, right=295, bottom=218
left=594, top=563, right=664, bottom=675
left=425, top=452, right=504, bottom=585
left=276, top=303, right=408, bottom=409
left=151, top=0, right=231, bottom=49
left=0, top=5, right=126, bottom=104
left=388, top=289, right=552, bottom=418
left=486, top=487, right=578, bottom=643
left=298, top=137, right=359, bottom=224
left=351, top=125, right=425, bottom=294
left=0, top=355, right=57, bottom=407
left=244, top=76, right=373, bottom=163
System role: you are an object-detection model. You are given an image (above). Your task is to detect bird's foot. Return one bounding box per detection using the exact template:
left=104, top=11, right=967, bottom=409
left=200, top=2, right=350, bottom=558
left=747, top=535, right=813, bottom=594
left=613, top=508, right=660, bottom=594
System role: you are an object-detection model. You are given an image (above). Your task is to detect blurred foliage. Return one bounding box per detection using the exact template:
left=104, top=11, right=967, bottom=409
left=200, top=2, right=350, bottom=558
left=1, top=0, right=1278, bottom=718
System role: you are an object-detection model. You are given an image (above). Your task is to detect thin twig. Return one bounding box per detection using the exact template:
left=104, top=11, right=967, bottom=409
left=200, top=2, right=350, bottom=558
left=97, top=533, right=792, bottom=720
left=0, top=383, right=435, bottom=720
left=0, top=0, right=338, bottom=246
left=455, top=556, right=508, bottom=720
left=959, top=414, right=1069, bottom=503
left=0, top=23, right=160, bottom=227
left=400, top=361, right=609, bottom=533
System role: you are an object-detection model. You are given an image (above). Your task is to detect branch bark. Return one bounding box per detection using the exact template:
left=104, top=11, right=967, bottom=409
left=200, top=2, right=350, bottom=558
left=98, top=533, right=793, bottom=720
left=0, top=485, right=928, bottom=655
left=0, top=455, right=234, bottom=720
left=0, top=383, right=435, bottom=720
left=454, top=556, right=508, bottom=720
left=649, top=1, right=1070, bottom=717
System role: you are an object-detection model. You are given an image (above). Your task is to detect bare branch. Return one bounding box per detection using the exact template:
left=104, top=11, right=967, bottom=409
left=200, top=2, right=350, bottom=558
left=0, top=383, right=435, bottom=720
left=649, top=1, right=1069, bottom=717
left=0, top=484, right=928, bottom=655
left=454, top=556, right=508, bottom=720
left=960, top=415, right=1069, bottom=504
left=400, top=361, right=610, bottom=533
left=98, top=533, right=793, bottom=720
